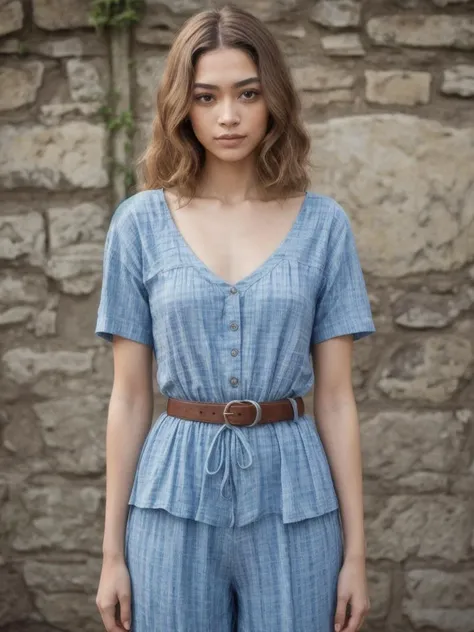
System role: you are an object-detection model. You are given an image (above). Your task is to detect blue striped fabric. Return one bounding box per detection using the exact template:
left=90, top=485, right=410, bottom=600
left=125, top=505, right=343, bottom=631
left=95, top=188, right=375, bottom=528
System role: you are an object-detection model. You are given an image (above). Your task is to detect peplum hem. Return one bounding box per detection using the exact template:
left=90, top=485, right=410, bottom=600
left=128, top=411, right=340, bottom=528
left=127, top=501, right=340, bottom=529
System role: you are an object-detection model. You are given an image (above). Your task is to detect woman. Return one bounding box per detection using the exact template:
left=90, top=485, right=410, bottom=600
left=95, top=4, right=375, bottom=632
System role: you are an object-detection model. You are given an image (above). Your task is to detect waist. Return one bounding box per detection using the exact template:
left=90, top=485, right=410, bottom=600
left=166, top=396, right=304, bottom=427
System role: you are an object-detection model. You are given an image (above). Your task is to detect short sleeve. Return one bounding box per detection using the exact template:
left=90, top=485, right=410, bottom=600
left=95, top=201, right=154, bottom=348
left=311, top=204, right=376, bottom=345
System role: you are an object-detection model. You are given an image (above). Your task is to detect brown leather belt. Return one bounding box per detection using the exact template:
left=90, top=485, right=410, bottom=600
left=167, top=396, right=305, bottom=426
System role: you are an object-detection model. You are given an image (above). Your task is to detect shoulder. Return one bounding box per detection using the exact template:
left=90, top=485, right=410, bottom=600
left=305, top=192, right=351, bottom=234
left=109, top=189, right=159, bottom=232
left=105, top=190, right=160, bottom=258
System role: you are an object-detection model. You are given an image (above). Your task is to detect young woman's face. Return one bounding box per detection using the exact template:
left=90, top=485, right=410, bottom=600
left=187, top=47, right=269, bottom=162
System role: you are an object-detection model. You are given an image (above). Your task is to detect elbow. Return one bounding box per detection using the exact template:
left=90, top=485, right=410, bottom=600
left=109, top=383, right=154, bottom=418
left=314, top=385, right=356, bottom=418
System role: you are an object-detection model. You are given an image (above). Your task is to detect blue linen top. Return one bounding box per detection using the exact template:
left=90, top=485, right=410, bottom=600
left=95, top=188, right=376, bottom=527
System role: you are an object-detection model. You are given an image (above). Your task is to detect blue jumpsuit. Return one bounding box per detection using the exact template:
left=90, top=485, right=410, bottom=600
left=95, top=188, right=376, bottom=631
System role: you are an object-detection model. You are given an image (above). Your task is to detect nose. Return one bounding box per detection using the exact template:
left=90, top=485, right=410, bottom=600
left=217, top=98, right=240, bottom=126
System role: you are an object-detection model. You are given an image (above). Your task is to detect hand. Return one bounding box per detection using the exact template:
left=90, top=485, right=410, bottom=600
left=96, top=555, right=132, bottom=631
left=334, top=555, right=370, bottom=632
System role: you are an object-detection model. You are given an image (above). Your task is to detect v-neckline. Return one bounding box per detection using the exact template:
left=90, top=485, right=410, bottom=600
left=158, top=188, right=309, bottom=290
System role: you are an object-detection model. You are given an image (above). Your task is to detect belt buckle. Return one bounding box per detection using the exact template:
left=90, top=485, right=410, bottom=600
left=223, top=399, right=262, bottom=427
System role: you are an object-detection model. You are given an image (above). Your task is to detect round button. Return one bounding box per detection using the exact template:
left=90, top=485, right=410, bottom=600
left=230, top=322, right=239, bottom=331
left=229, top=376, right=239, bottom=386
left=230, top=287, right=238, bottom=294
left=231, top=348, right=239, bottom=357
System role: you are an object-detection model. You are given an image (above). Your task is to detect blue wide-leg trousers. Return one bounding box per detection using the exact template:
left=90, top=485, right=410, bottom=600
left=125, top=505, right=344, bottom=632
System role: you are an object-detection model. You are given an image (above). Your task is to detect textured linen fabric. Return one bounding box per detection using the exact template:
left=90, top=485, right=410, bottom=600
left=125, top=505, right=343, bottom=632
left=95, top=188, right=376, bottom=528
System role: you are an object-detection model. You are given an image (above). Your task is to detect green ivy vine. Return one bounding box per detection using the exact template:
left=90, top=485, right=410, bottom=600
left=89, top=2, right=144, bottom=194
left=98, top=90, right=137, bottom=192
left=89, top=0, right=144, bottom=30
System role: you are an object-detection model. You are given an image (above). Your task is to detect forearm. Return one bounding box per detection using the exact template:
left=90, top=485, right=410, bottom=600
left=102, top=391, right=153, bottom=560
left=313, top=395, right=366, bottom=560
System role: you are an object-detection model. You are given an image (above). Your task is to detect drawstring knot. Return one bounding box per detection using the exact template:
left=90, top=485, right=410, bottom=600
left=204, top=423, right=254, bottom=499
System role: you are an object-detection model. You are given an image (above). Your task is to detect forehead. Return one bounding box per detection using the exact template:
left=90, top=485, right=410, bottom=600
left=193, top=48, right=259, bottom=85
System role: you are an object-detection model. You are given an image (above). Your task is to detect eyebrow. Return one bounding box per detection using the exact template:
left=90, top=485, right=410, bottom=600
left=193, top=77, right=261, bottom=89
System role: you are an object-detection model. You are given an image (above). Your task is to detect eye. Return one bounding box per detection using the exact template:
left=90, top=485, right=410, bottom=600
left=194, top=90, right=260, bottom=103
left=241, top=90, right=260, bottom=100
left=194, top=94, right=214, bottom=103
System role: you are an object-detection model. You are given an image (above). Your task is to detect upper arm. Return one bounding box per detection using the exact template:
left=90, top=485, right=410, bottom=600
left=95, top=198, right=155, bottom=407
left=111, top=335, right=154, bottom=405
left=309, top=204, right=374, bottom=409
left=311, top=335, right=354, bottom=408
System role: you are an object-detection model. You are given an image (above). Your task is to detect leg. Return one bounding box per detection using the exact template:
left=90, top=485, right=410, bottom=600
left=125, top=505, right=235, bottom=632
left=232, top=509, right=344, bottom=632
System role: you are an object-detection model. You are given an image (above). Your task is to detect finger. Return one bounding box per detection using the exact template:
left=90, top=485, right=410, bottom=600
left=118, top=593, right=132, bottom=630
left=101, top=604, right=123, bottom=632
left=334, top=596, right=349, bottom=632
left=345, top=607, right=365, bottom=632
left=356, top=610, right=369, bottom=632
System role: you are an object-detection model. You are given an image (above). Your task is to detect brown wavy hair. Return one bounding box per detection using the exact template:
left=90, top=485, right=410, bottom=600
left=136, top=3, right=313, bottom=202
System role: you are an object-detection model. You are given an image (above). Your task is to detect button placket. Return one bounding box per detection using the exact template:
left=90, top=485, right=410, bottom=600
left=227, top=286, right=241, bottom=390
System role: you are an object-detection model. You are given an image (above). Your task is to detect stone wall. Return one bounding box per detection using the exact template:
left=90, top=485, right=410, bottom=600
left=0, top=0, right=473, bottom=630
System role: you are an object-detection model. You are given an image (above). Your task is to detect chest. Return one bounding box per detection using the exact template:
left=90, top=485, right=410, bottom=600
left=145, top=258, right=318, bottom=362
left=165, top=193, right=306, bottom=287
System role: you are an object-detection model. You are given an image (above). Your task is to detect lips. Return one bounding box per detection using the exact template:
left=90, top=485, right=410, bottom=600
left=217, top=135, right=245, bottom=140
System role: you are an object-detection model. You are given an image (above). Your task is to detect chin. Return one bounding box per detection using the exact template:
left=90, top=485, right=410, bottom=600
left=215, top=150, right=254, bottom=162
